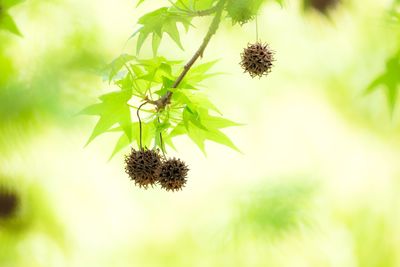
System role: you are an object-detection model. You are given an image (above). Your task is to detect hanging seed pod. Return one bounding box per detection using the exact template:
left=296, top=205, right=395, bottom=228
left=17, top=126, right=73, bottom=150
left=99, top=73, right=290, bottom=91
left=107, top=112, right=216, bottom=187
left=226, top=0, right=264, bottom=25
left=240, top=42, right=274, bottom=78
left=226, top=0, right=255, bottom=25
left=159, top=158, right=189, bottom=192
left=0, top=187, right=19, bottom=219
left=125, top=148, right=162, bottom=189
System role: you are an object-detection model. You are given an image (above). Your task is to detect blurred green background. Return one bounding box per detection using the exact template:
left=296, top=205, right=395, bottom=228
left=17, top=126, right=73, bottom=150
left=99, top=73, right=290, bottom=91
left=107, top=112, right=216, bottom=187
left=1, top=0, right=400, bottom=266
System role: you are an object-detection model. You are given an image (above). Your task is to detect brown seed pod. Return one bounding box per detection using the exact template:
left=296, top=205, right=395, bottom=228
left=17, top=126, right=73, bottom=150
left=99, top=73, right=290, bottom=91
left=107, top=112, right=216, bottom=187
left=240, top=42, right=274, bottom=78
left=159, top=158, right=189, bottom=192
left=124, top=148, right=162, bottom=189
left=0, top=187, right=19, bottom=219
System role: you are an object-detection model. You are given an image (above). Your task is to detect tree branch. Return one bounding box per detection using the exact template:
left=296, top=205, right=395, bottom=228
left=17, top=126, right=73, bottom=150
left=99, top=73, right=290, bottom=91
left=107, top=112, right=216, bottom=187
left=149, top=0, right=226, bottom=110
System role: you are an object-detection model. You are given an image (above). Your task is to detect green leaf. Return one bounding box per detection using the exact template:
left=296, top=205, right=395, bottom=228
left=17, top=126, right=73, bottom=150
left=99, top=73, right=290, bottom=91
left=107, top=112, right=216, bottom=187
left=366, top=51, right=400, bottom=114
left=132, top=7, right=192, bottom=54
left=0, top=0, right=25, bottom=36
left=108, top=121, right=156, bottom=159
left=154, top=118, right=171, bottom=152
left=180, top=60, right=223, bottom=88
left=109, top=133, right=130, bottom=160
left=152, top=33, right=162, bottom=56
left=183, top=106, right=208, bottom=130
left=139, top=121, right=156, bottom=148
left=173, top=90, right=221, bottom=114
left=136, top=0, right=145, bottom=7
left=172, top=90, right=192, bottom=105
left=105, top=56, right=182, bottom=102
left=186, top=122, right=240, bottom=154
left=189, top=60, right=219, bottom=75
left=137, top=57, right=178, bottom=83
left=202, top=115, right=243, bottom=129
left=168, top=110, right=241, bottom=154
left=189, top=93, right=222, bottom=114
left=274, top=0, right=285, bottom=7
left=104, top=54, right=136, bottom=83
left=1, top=0, right=25, bottom=9
left=0, top=12, right=22, bottom=36
left=163, top=135, right=177, bottom=151
left=187, top=122, right=207, bottom=154
left=174, top=0, right=218, bottom=10
left=163, top=21, right=184, bottom=50
left=203, top=128, right=241, bottom=152
left=80, top=89, right=133, bottom=146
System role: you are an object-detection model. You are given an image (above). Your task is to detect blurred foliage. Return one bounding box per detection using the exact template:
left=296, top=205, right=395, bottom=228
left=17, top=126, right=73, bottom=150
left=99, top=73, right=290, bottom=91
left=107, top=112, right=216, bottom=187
left=342, top=208, right=400, bottom=267
left=303, top=0, right=339, bottom=15
left=125, top=178, right=317, bottom=267
left=0, top=2, right=106, bottom=261
left=234, top=179, right=316, bottom=239
left=0, top=0, right=24, bottom=36
left=364, top=1, right=400, bottom=116
left=0, top=177, right=66, bottom=266
left=366, top=49, right=400, bottom=114
left=0, top=31, right=104, bottom=128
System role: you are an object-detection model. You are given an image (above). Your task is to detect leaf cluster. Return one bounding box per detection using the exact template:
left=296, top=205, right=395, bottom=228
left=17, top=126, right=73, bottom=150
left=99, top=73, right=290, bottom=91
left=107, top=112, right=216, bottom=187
left=82, top=0, right=290, bottom=158
left=82, top=54, right=240, bottom=158
left=133, top=0, right=222, bottom=55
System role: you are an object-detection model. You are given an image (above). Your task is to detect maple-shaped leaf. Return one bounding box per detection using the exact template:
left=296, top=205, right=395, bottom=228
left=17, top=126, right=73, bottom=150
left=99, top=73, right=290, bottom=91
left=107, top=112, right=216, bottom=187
left=131, top=7, right=192, bottom=55
left=102, top=53, right=136, bottom=83
left=367, top=52, right=400, bottom=113
left=169, top=104, right=241, bottom=154
left=169, top=121, right=240, bottom=155
left=179, top=60, right=223, bottom=88
left=80, top=89, right=133, bottom=146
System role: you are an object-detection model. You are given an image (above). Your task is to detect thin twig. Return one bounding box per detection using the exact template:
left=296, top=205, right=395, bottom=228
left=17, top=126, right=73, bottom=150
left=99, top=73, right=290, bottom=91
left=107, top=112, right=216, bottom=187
left=148, top=0, right=226, bottom=110
left=157, top=117, right=166, bottom=157
left=256, top=15, right=259, bottom=42
left=137, top=101, right=148, bottom=149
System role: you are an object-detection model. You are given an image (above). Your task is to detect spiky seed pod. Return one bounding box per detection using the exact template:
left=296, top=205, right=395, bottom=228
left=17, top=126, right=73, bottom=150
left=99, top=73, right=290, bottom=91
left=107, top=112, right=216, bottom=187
left=240, top=42, right=274, bottom=78
left=125, top=148, right=162, bottom=189
left=159, top=158, right=189, bottom=192
left=0, top=187, right=19, bottom=219
left=226, top=0, right=264, bottom=25
left=304, top=0, right=339, bottom=14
